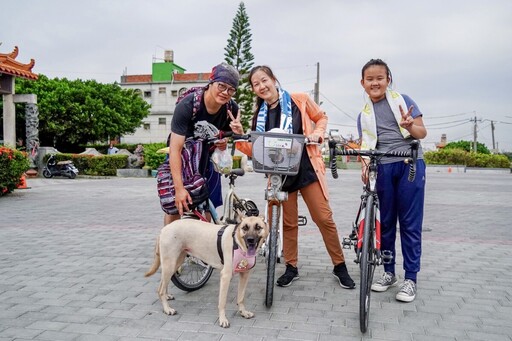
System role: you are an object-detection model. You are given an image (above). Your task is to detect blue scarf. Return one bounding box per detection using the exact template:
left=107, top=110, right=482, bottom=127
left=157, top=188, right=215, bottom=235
left=255, top=88, right=293, bottom=133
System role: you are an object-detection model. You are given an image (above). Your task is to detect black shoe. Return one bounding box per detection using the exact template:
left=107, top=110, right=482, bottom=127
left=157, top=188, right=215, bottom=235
left=277, top=264, right=299, bottom=287
left=332, top=262, right=355, bottom=289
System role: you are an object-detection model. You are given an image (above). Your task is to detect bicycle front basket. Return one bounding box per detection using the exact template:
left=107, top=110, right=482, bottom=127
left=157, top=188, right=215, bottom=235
left=250, top=132, right=305, bottom=176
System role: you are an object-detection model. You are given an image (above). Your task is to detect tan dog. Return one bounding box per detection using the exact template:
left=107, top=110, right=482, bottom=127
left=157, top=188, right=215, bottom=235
left=145, top=215, right=268, bottom=328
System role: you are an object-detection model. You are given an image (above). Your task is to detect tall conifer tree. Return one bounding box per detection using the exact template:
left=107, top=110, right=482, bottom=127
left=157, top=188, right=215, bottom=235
left=224, top=2, right=255, bottom=132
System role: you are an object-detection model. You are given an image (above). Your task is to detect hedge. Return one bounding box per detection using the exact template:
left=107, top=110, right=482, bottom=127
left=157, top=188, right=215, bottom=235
left=44, top=153, right=129, bottom=176
left=424, top=149, right=510, bottom=168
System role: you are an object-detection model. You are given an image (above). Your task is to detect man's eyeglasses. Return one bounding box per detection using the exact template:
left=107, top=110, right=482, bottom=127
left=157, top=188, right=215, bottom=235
left=216, top=82, right=237, bottom=96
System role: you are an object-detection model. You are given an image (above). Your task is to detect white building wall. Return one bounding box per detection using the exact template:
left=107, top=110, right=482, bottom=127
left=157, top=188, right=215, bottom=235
left=119, top=80, right=207, bottom=144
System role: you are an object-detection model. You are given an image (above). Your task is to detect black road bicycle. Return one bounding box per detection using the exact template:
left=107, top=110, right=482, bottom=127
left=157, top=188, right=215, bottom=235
left=328, top=133, right=418, bottom=333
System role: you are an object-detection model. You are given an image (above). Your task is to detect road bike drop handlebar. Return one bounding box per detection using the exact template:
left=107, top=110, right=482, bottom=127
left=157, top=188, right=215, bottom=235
left=328, top=136, right=419, bottom=182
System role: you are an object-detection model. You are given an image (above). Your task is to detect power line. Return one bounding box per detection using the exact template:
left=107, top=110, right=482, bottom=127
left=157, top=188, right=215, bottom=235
left=428, top=112, right=474, bottom=119
left=427, top=121, right=470, bottom=130
left=319, top=92, right=356, bottom=121
left=427, top=119, right=470, bottom=127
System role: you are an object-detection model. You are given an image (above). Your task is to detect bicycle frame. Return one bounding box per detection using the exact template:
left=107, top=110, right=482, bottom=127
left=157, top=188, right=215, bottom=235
left=220, top=169, right=258, bottom=224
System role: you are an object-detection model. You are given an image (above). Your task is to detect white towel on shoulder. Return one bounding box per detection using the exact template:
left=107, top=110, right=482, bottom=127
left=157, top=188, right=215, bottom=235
left=360, top=89, right=410, bottom=150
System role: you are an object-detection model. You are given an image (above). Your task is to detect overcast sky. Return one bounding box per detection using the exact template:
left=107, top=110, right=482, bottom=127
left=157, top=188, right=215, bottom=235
left=3, top=0, right=512, bottom=151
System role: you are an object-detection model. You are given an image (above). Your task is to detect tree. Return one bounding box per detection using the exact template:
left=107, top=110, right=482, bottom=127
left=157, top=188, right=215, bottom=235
left=9, top=75, right=150, bottom=152
left=444, top=140, right=490, bottom=154
left=224, top=2, right=255, bottom=132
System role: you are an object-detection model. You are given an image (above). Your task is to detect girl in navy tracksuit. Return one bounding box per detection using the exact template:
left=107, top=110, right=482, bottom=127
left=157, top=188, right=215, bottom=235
left=357, top=59, right=427, bottom=302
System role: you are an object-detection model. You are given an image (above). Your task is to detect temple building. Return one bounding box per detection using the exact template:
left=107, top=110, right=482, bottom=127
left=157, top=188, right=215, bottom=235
left=0, top=46, right=38, bottom=154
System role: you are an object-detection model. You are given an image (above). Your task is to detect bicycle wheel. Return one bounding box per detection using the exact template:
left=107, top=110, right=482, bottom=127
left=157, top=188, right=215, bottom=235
left=359, top=195, right=376, bottom=333
left=265, top=204, right=279, bottom=308
left=171, top=255, right=213, bottom=292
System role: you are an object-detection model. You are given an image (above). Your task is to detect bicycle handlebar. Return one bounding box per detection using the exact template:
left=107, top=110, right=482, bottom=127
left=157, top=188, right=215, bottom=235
left=328, top=139, right=419, bottom=182
left=328, top=139, right=339, bottom=179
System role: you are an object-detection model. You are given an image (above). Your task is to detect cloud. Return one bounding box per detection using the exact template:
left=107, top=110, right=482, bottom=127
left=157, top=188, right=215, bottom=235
left=2, top=0, right=512, bottom=150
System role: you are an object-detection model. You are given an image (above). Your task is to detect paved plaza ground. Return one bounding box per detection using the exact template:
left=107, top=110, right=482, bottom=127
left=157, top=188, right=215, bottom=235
left=0, top=169, right=511, bottom=340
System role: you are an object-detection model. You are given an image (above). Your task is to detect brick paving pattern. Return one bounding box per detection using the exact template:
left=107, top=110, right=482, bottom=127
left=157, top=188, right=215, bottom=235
left=1, top=169, right=511, bottom=340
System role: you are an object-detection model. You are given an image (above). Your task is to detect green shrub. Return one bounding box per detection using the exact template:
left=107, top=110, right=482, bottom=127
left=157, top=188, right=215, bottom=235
left=143, top=142, right=167, bottom=170
left=43, top=153, right=128, bottom=176
left=83, top=142, right=167, bottom=170
left=0, top=146, right=30, bottom=196
left=424, top=149, right=510, bottom=168
left=444, top=140, right=490, bottom=154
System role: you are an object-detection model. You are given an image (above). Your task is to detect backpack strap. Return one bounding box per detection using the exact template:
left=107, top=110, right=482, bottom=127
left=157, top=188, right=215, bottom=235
left=176, top=86, right=207, bottom=122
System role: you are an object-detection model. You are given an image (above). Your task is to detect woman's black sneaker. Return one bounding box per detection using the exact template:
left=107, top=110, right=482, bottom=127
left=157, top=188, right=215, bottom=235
left=277, top=264, right=299, bottom=287
left=332, top=262, right=355, bottom=289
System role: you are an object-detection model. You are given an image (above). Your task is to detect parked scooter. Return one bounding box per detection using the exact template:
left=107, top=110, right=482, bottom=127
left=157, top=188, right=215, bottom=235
left=42, top=154, right=79, bottom=179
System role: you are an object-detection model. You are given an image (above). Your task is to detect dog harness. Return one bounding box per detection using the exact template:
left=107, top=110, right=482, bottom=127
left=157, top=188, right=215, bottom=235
left=217, top=225, right=256, bottom=273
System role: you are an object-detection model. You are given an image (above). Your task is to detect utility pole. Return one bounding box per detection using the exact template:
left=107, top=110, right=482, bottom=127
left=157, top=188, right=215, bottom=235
left=470, top=115, right=482, bottom=152
left=491, top=120, right=496, bottom=151
left=314, top=62, right=320, bottom=105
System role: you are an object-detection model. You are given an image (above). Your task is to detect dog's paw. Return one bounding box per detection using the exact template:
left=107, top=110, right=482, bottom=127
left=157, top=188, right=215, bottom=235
left=166, top=294, right=174, bottom=300
left=163, top=307, right=177, bottom=315
left=239, top=309, right=254, bottom=319
left=218, top=317, right=230, bottom=328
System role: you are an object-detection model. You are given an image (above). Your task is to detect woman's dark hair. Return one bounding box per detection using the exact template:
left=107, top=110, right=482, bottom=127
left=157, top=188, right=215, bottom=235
left=248, top=65, right=280, bottom=130
left=361, top=59, right=393, bottom=86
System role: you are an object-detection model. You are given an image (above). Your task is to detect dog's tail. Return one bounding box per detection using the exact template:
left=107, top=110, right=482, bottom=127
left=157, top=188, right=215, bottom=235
left=144, top=236, right=161, bottom=277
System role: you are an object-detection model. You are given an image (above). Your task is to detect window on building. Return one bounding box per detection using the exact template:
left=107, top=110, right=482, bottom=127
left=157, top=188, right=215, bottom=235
left=159, top=87, right=166, bottom=94
left=143, top=123, right=150, bottom=130
left=144, top=91, right=151, bottom=98
left=171, top=90, right=178, bottom=97
left=134, top=89, right=142, bottom=96
left=159, top=118, right=166, bottom=125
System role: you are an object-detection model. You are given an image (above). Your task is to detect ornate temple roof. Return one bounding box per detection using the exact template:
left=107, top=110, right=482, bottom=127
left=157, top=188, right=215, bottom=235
left=0, top=46, right=38, bottom=80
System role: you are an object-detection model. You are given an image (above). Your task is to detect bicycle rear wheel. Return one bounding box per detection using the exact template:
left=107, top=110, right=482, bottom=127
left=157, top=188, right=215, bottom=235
left=360, top=195, right=377, bottom=333
left=171, top=255, right=213, bottom=292
left=265, top=204, right=279, bottom=307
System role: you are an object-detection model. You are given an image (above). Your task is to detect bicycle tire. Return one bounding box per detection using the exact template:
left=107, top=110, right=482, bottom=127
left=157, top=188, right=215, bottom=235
left=265, top=204, right=279, bottom=308
left=360, top=195, right=376, bottom=333
left=171, top=255, right=213, bottom=292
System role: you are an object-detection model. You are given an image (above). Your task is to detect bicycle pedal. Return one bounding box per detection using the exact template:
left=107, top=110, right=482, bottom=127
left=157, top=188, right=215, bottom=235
left=298, top=215, right=307, bottom=226
left=381, top=250, right=393, bottom=264
left=342, top=237, right=353, bottom=249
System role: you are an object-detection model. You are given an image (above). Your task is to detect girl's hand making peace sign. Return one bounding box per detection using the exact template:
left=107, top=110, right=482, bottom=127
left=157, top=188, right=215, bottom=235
left=399, top=104, right=415, bottom=129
